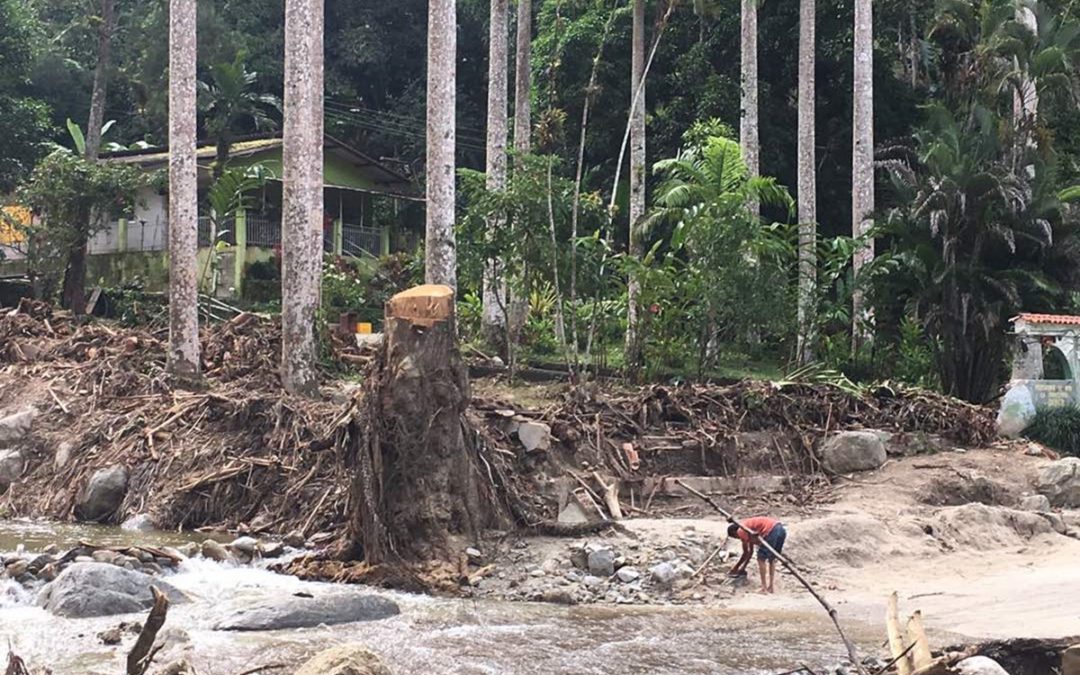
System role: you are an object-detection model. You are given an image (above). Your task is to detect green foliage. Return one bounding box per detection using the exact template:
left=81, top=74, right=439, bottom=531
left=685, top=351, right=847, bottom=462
left=0, top=0, right=51, bottom=192
left=319, top=251, right=423, bottom=329
left=1024, top=406, right=1080, bottom=458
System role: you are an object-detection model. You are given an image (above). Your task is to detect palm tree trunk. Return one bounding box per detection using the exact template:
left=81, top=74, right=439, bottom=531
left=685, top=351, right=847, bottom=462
left=426, top=0, right=457, bottom=287
left=281, top=0, right=324, bottom=396
left=740, top=0, right=759, bottom=215
left=796, top=0, right=817, bottom=365
left=482, top=0, right=509, bottom=344
left=513, top=0, right=532, bottom=156
left=167, top=0, right=200, bottom=379
left=624, top=0, right=647, bottom=370
left=61, top=0, right=117, bottom=313
left=85, top=0, right=117, bottom=162
left=851, top=0, right=874, bottom=350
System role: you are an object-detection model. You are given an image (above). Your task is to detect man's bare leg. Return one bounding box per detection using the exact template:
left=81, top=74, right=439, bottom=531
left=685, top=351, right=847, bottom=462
left=757, top=559, right=768, bottom=593
left=767, top=560, right=776, bottom=593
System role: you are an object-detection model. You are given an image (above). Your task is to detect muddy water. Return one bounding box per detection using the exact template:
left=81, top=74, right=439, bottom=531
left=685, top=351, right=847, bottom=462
left=0, top=520, right=879, bottom=675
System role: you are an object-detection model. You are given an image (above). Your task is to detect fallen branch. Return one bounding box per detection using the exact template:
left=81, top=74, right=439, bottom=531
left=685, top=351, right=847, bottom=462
left=674, top=479, right=869, bottom=675
left=127, top=586, right=169, bottom=675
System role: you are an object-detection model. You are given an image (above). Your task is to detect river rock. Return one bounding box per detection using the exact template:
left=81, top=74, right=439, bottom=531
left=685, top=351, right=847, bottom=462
left=259, top=541, right=285, bottom=558
left=121, top=513, right=156, bottom=532
left=1062, top=643, right=1080, bottom=675
left=650, top=562, right=676, bottom=589
left=819, top=431, right=887, bottom=474
left=91, top=550, right=119, bottom=565
left=517, top=421, right=552, bottom=453
left=212, top=591, right=400, bottom=631
left=0, top=408, right=35, bottom=446
left=74, top=465, right=129, bottom=522
left=294, top=645, right=391, bottom=675
left=229, top=536, right=259, bottom=557
left=283, top=530, right=306, bottom=548
left=0, top=449, right=24, bottom=493
left=1018, top=494, right=1052, bottom=512
left=568, top=545, right=588, bottom=570
left=1036, top=457, right=1080, bottom=507
left=37, top=562, right=187, bottom=618
left=541, top=588, right=576, bottom=605
left=955, top=656, right=1010, bottom=675
left=615, top=567, right=641, bottom=583
left=5, top=559, right=29, bottom=578
left=587, top=547, right=615, bottom=576
left=201, top=539, right=230, bottom=562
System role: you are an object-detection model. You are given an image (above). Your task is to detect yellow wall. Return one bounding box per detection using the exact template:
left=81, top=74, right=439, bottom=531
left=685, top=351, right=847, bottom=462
left=0, top=206, right=30, bottom=245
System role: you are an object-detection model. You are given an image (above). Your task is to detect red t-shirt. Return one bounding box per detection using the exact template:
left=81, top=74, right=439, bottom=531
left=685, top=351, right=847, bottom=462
left=736, top=516, right=779, bottom=543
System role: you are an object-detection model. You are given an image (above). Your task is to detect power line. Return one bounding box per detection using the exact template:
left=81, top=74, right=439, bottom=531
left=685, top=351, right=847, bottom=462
left=325, top=97, right=487, bottom=136
left=325, top=108, right=487, bottom=152
left=325, top=102, right=487, bottom=147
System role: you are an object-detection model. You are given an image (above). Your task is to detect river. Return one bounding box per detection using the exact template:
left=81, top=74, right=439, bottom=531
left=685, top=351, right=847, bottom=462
left=0, top=520, right=880, bottom=674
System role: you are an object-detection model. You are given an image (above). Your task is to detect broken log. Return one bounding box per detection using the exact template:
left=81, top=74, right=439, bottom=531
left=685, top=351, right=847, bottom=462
left=344, top=285, right=506, bottom=563
left=886, top=591, right=914, bottom=675
left=906, top=610, right=933, bottom=669
left=127, top=585, right=169, bottom=675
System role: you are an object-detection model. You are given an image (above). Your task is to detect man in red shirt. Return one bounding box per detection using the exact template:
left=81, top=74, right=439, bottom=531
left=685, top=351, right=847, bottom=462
left=727, top=516, right=787, bottom=594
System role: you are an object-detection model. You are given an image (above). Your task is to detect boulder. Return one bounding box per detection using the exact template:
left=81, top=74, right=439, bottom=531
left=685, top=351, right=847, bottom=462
left=74, top=465, right=129, bottom=522
left=586, top=547, right=615, bottom=577
left=213, top=591, right=400, bottom=631
left=0, top=408, right=35, bottom=446
left=997, top=385, right=1036, bottom=437
left=0, top=449, right=24, bottom=493
left=650, top=562, right=676, bottom=589
left=1036, top=457, right=1080, bottom=507
left=517, top=421, right=552, bottom=453
left=1018, top=494, right=1052, bottom=512
left=200, top=540, right=230, bottom=562
left=36, top=562, right=186, bottom=618
left=1062, top=643, right=1080, bottom=675
left=294, top=645, right=391, bottom=675
left=121, top=514, right=156, bottom=532
left=819, top=431, right=887, bottom=474
left=955, top=656, right=1010, bottom=675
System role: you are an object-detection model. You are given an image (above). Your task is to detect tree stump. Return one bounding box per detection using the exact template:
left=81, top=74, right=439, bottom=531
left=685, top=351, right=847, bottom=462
left=346, top=284, right=501, bottom=563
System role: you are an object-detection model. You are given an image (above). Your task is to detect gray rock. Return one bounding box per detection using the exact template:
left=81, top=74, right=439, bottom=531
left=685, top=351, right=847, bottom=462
left=0, top=449, right=23, bottom=493
left=650, top=562, right=676, bottom=589
left=819, top=431, right=887, bottom=474
left=294, top=645, right=391, bottom=675
left=1018, top=494, right=1052, bottom=512
left=212, top=592, right=400, bottom=631
left=1063, top=643, right=1080, bottom=675
left=465, top=547, right=483, bottom=565
left=582, top=575, right=603, bottom=588
left=54, top=442, right=73, bottom=470
left=615, top=567, right=641, bottom=583
left=997, top=385, right=1036, bottom=438
left=74, top=465, right=129, bottom=522
left=517, top=421, right=552, bottom=453
left=229, top=536, right=259, bottom=556
left=91, top=550, right=119, bottom=565
left=36, top=562, right=187, bottom=618
left=541, top=588, right=576, bottom=605
left=259, top=541, right=285, bottom=559
left=282, top=531, right=306, bottom=548
left=121, top=514, right=156, bottom=532
left=5, top=559, right=28, bottom=578
left=587, top=548, right=615, bottom=577
left=955, top=656, right=1010, bottom=675
left=200, top=540, right=230, bottom=562
left=557, top=499, right=592, bottom=525
left=675, top=563, right=696, bottom=579
left=0, top=408, right=35, bottom=446
left=568, top=545, right=589, bottom=570
left=1037, top=457, right=1080, bottom=507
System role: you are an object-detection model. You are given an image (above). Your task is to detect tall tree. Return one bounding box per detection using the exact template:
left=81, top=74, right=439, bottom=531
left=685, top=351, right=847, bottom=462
left=280, top=0, right=324, bottom=396
left=796, top=0, right=817, bottom=364
left=482, top=0, right=509, bottom=340
left=514, top=0, right=532, bottom=155
left=740, top=0, right=759, bottom=209
left=199, top=53, right=282, bottom=179
left=59, top=0, right=118, bottom=312
left=167, top=0, right=199, bottom=379
left=624, top=0, right=646, bottom=368
left=851, top=0, right=874, bottom=346
left=426, top=0, right=457, bottom=287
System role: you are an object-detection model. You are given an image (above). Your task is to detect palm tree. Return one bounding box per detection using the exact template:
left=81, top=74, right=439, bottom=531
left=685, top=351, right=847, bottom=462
left=625, top=0, right=647, bottom=369
left=740, top=0, right=759, bottom=208
left=280, top=0, right=324, bottom=396
left=426, top=0, right=457, bottom=287
left=167, top=0, right=200, bottom=379
left=199, top=52, right=282, bottom=179
left=482, top=0, right=510, bottom=341
left=514, top=0, right=532, bottom=156
left=796, top=0, right=817, bottom=364
left=851, top=0, right=874, bottom=348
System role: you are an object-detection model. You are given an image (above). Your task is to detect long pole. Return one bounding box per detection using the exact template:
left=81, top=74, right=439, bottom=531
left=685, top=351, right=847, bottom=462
left=674, top=479, right=869, bottom=675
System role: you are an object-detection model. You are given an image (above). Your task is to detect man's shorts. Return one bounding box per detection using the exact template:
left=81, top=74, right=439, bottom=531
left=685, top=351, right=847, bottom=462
left=757, top=523, right=786, bottom=561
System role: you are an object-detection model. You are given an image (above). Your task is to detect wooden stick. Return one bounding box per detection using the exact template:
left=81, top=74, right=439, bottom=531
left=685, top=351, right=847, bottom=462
left=905, top=610, right=933, bottom=668
left=674, top=479, right=869, bottom=675
left=690, top=544, right=724, bottom=579
left=127, top=586, right=169, bottom=675
left=886, top=591, right=913, bottom=675
left=874, top=641, right=917, bottom=675
left=591, top=471, right=623, bottom=520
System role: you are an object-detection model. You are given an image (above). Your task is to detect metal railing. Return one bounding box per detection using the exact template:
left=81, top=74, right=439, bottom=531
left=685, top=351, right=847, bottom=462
left=246, top=214, right=280, bottom=247
left=197, top=216, right=236, bottom=247
left=342, top=223, right=382, bottom=257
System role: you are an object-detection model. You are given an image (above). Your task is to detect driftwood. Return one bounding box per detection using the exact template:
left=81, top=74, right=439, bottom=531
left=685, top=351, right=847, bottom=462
left=906, top=610, right=934, bottom=668
left=127, top=585, right=169, bottom=675
left=886, top=592, right=914, bottom=675
left=674, top=479, right=869, bottom=675
left=4, top=650, right=30, bottom=675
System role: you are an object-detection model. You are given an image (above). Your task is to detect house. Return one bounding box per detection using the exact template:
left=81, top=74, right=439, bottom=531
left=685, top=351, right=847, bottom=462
left=84, top=133, right=420, bottom=298
left=998, top=312, right=1080, bottom=436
